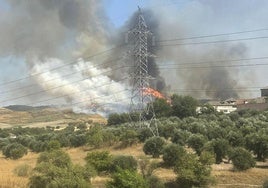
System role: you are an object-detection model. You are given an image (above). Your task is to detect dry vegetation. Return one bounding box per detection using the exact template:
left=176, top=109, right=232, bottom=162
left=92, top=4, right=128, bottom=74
left=0, top=107, right=268, bottom=187
left=0, top=144, right=267, bottom=188
left=0, top=106, right=106, bottom=128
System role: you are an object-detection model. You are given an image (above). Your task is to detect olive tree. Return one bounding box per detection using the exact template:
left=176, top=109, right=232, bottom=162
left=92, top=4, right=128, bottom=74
left=143, top=137, right=166, bottom=158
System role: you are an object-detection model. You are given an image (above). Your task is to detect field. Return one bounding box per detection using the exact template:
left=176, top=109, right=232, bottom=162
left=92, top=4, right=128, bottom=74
left=0, top=144, right=268, bottom=188
left=0, top=106, right=268, bottom=187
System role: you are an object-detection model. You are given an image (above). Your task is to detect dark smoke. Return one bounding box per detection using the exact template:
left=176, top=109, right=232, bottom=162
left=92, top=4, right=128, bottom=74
left=0, top=0, right=258, bottom=108
left=111, top=9, right=167, bottom=92
left=142, top=3, right=253, bottom=100
left=181, top=43, right=248, bottom=100
left=0, top=0, right=109, bottom=59
left=0, top=0, right=112, bottom=107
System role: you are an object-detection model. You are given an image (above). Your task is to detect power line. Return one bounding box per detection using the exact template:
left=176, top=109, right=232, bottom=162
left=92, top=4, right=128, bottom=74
left=40, top=89, right=130, bottom=109
left=154, top=36, right=268, bottom=47
left=1, top=30, right=268, bottom=88
left=2, top=55, right=268, bottom=102
left=3, top=55, right=268, bottom=96
left=25, top=77, right=129, bottom=106
left=157, top=28, right=268, bottom=42
left=2, top=56, right=268, bottom=101
left=2, top=91, right=132, bottom=124
left=0, top=44, right=126, bottom=87
left=158, top=62, right=268, bottom=69
left=0, top=56, right=124, bottom=95
left=171, top=88, right=262, bottom=92
left=0, top=65, right=128, bottom=104
left=156, top=56, right=268, bottom=66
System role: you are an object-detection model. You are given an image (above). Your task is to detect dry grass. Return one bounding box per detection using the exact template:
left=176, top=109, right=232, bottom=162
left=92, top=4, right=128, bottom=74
left=0, top=152, right=38, bottom=188
left=212, top=163, right=268, bottom=188
left=0, top=143, right=267, bottom=188
left=0, top=174, right=28, bottom=188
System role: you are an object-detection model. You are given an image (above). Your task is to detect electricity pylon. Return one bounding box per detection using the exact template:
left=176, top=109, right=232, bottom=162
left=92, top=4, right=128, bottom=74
left=126, top=7, right=158, bottom=136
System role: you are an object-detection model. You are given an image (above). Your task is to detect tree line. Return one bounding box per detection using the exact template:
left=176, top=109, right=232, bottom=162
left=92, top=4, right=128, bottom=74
left=0, top=94, right=268, bottom=187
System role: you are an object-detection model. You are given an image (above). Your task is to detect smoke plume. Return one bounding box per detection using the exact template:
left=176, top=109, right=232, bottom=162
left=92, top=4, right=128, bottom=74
left=0, top=0, right=263, bottom=115
left=0, top=0, right=109, bottom=59
left=31, top=58, right=130, bottom=116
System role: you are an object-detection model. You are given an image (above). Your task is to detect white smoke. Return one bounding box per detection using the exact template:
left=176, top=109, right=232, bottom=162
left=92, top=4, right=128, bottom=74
left=31, top=58, right=130, bottom=116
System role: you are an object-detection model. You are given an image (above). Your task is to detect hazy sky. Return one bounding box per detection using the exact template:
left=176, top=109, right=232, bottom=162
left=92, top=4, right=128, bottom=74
left=0, top=0, right=268, bottom=109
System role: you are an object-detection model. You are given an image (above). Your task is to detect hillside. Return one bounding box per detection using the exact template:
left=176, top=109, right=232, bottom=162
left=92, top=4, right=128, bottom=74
left=0, top=105, right=106, bottom=128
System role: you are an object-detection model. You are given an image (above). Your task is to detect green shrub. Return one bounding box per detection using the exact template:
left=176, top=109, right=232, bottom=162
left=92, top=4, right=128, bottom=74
left=106, top=168, right=148, bottom=188
left=187, top=134, right=207, bottom=155
left=147, top=175, right=165, bottom=188
left=138, top=157, right=158, bottom=178
left=13, top=164, right=32, bottom=177
left=162, top=144, right=186, bottom=167
left=171, top=129, right=189, bottom=146
left=29, top=150, right=91, bottom=188
left=119, top=129, right=139, bottom=148
left=210, top=138, right=230, bottom=164
left=199, top=151, right=215, bottom=165
left=111, top=155, right=137, bottom=172
left=138, top=128, right=153, bottom=142
left=85, top=151, right=112, bottom=174
left=47, top=140, right=61, bottom=151
left=2, top=143, right=28, bottom=159
left=38, top=149, right=71, bottom=168
left=230, top=147, right=255, bottom=171
left=143, top=136, right=166, bottom=158
left=174, top=153, right=213, bottom=188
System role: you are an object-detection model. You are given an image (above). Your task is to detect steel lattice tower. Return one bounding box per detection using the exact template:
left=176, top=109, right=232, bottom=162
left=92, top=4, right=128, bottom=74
left=127, top=7, right=158, bottom=136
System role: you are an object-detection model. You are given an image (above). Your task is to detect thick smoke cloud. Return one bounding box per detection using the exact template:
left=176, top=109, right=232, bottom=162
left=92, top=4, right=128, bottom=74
left=114, top=9, right=166, bottom=92
left=1, top=0, right=266, bottom=114
left=145, top=0, right=259, bottom=100
left=0, top=0, right=109, bottom=59
left=31, top=58, right=130, bottom=116
left=0, top=0, right=119, bottom=113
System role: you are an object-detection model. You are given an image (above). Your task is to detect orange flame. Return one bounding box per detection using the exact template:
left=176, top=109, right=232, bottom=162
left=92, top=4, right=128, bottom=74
left=143, top=87, right=165, bottom=99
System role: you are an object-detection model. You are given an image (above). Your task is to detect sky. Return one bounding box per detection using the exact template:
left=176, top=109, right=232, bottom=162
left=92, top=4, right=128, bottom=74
left=0, top=0, right=268, bottom=113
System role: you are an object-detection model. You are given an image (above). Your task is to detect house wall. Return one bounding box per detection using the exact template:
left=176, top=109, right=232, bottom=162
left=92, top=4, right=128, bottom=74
left=214, top=105, right=237, bottom=114
left=261, top=89, right=268, bottom=97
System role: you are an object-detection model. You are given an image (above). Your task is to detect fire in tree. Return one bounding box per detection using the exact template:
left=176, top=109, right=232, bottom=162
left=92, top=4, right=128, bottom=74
left=143, top=87, right=165, bottom=99
left=143, top=87, right=171, bottom=104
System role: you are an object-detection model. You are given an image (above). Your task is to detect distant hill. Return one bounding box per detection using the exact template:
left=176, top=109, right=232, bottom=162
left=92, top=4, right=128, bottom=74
left=0, top=105, right=106, bottom=128
left=4, top=105, right=51, bottom=112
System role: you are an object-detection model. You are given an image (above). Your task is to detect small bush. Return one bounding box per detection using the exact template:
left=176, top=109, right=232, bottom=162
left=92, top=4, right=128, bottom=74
left=85, top=151, right=112, bottom=174
left=106, top=168, right=148, bottom=188
left=147, top=175, right=165, bottom=188
left=29, top=150, right=91, bottom=188
left=199, top=151, right=215, bottom=165
left=143, top=136, right=166, bottom=158
left=138, top=157, right=158, bottom=178
left=111, top=155, right=137, bottom=172
left=230, top=147, right=255, bottom=171
left=119, top=130, right=139, bottom=148
left=138, top=128, right=153, bottom=142
left=162, top=144, right=186, bottom=167
left=2, top=143, right=28, bottom=159
left=174, top=153, right=214, bottom=188
left=13, top=164, right=32, bottom=177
